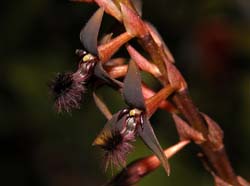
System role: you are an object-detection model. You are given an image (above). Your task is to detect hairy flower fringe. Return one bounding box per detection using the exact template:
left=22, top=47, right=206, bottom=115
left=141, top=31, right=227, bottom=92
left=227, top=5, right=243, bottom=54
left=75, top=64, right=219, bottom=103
left=95, top=127, right=135, bottom=170
left=49, top=72, right=86, bottom=112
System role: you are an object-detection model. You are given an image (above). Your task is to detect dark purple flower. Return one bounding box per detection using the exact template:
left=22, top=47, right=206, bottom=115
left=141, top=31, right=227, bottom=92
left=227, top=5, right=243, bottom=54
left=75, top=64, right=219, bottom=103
left=103, top=129, right=134, bottom=170
left=49, top=71, right=87, bottom=112
left=93, top=112, right=138, bottom=170
left=93, top=60, right=170, bottom=174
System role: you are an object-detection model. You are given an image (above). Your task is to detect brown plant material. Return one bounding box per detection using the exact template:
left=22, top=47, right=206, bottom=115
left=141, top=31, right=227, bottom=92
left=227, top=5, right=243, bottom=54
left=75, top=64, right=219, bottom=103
left=145, top=85, right=175, bottom=117
left=172, top=114, right=205, bottom=144
left=173, top=91, right=239, bottom=185
left=105, top=140, right=190, bottom=186
left=237, top=176, right=250, bottom=186
left=141, top=83, right=178, bottom=113
left=95, top=0, right=122, bottom=21
left=126, top=45, right=162, bottom=78
left=198, top=153, right=234, bottom=186
left=202, top=113, right=224, bottom=151
left=113, top=0, right=136, bottom=12
left=145, top=22, right=175, bottom=64
left=120, top=3, right=148, bottom=37
left=98, top=32, right=133, bottom=62
left=107, top=64, right=128, bottom=78
left=213, top=174, right=233, bottom=186
left=105, top=58, right=126, bottom=66
left=166, top=62, right=187, bottom=92
left=93, top=92, right=112, bottom=120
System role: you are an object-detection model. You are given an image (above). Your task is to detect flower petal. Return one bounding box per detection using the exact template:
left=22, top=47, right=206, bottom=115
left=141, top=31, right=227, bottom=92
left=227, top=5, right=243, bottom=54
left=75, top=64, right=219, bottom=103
left=80, top=8, right=104, bottom=55
left=93, top=111, right=127, bottom=146
left=138, top=115, right=170, bottom=175
left=123, top=60, right=145, bottom=110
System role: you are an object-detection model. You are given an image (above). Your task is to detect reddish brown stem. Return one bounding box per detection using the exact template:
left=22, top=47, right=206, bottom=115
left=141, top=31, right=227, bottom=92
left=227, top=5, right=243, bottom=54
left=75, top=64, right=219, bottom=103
left=173, top=90, right=239, bottom=185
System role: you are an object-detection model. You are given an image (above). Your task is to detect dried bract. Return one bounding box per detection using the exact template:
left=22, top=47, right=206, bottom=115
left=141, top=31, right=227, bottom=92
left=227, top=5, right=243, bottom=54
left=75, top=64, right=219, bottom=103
left=202, top=113, right=224, bottom=150
left=172, top=114, right=205, bottom=144
left=120, top=3, right=148, bottom=37
left=95, top=0, right=122, bottom=21
left=166, top=62, right=187, bottom=92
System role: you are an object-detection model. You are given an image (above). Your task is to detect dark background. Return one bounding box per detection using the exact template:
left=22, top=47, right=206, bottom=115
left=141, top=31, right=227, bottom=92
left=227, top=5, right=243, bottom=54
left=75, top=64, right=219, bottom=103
left=0, top=0, right=250, bottom=186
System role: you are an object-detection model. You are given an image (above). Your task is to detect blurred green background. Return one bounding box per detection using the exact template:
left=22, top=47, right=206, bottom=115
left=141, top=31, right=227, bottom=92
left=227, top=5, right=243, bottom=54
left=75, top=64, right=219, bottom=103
left=0, top=0, right=250, bottom=186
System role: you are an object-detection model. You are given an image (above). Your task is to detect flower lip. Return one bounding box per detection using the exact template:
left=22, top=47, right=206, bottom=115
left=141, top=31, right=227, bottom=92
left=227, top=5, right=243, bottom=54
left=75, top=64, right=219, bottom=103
left=49, top=72, right=86, bottom=112
left=79, top=8, right=104, bottom=55
left=50, top=72, right=74, bottom=99
left=93, top=126, right=134, bottom=169
left=93, top=111, right=139, bottom=169
left=99, top=129, right=123, bottom=151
